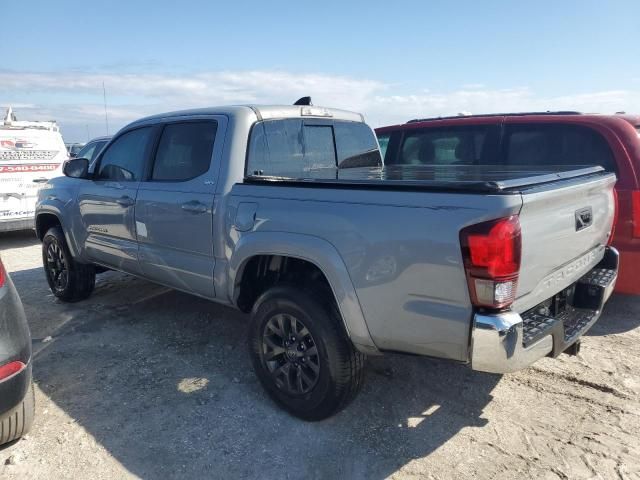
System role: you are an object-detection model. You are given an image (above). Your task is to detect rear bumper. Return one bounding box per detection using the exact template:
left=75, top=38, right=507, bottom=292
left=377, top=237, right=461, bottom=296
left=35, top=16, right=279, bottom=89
left=0, top=272, right=33, bottom=415
left=471, top=247, right=618, bottom=374
left=0, top=217, right=34, bottom=232
left=0, top=361, right=32, bottom=417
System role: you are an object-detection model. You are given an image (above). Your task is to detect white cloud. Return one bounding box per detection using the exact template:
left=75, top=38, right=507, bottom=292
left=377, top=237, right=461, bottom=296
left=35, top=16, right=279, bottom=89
left=1, top=70, right=638, bottom=141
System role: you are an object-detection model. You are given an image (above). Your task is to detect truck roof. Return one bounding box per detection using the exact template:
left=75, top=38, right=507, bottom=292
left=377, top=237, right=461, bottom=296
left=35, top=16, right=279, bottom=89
left=407, top=111, right=584, bottom=123
left=129, top=105, right=364, bottom=128
left=377, top=111, right=640, bottom=134
left=1, top=107, right=60, bottom=132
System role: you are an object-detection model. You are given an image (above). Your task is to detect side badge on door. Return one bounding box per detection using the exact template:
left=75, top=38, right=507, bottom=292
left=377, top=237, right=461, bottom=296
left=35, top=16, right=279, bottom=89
left=575, top=207, right=593, bottom=231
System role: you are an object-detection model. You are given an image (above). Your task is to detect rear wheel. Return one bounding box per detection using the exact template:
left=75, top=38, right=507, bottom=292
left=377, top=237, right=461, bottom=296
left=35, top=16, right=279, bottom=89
left=248, top=285, right=365, bottom=420
left=0, top=381, right=35, bottom=446
left=42, top=226, right=95, bottom=302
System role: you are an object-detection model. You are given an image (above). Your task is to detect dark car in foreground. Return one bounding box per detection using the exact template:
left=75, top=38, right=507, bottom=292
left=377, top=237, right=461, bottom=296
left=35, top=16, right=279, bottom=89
left=0, top=255, right=34, bottom=445
left=376, top=112, right=640, bottom=295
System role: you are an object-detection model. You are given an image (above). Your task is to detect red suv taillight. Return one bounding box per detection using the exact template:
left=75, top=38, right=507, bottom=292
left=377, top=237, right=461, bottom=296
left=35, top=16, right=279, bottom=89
left=632, top=190, right=640, bottom=239
left=0, top=361, right=25, bottom=382
left=608, top=188, right=618, bottom=246
left=0, top=257, right=6, bottom=288
left=460, top=215, right=521, bottom=309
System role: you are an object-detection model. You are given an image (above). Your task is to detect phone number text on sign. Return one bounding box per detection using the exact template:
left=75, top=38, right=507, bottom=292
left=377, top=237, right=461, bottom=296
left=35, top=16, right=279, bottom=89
left=0, top=164, right=59, bottom=173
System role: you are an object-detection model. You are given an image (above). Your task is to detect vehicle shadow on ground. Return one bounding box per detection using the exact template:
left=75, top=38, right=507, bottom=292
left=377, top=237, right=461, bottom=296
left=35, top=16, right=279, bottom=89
left=0, top=230, right=39, bottom=250
left=587, top=293, right=640, bottom=336
left=10, top=264, right=500, bottom=479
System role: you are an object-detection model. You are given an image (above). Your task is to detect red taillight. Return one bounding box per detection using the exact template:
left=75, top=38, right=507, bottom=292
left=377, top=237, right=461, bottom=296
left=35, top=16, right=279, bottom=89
left=0, top=257, right=5, bottom=288
left=460, top=215, right=521, bottom=309
left=632, top=190, right=640, bottom=239
left=608, top=188, right=618, bottom=246
left=0, top=361, right=25, bottom=382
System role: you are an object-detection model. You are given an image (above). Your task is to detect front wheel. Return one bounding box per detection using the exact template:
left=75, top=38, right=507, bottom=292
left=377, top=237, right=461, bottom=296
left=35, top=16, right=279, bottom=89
left=42, top=226, right=95, bottom=302
left=248, top=285, right=365, bottom=421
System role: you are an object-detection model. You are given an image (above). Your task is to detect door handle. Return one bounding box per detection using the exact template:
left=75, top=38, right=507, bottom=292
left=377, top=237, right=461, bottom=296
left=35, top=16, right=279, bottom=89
left=181, top=200, right=207, bottom=214
left=32, top=177, right=49, bottom=183
left=116, top=196, right=135, bottom=207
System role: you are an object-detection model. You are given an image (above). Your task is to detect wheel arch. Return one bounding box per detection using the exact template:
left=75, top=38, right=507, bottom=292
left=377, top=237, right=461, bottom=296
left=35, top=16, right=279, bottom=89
left=35, top=211, right=62, bottom=240
left=229, top=232, right=379, bottom=354
left=35, top=208, right=81, bottom=259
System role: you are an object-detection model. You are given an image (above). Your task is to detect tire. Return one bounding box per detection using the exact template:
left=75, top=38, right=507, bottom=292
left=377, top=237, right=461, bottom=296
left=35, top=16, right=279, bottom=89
left=42, top=226, right=95, bottom=302
left=248, top=285, right=365, bottom=421
left=0, top=381, right=35, bottom=445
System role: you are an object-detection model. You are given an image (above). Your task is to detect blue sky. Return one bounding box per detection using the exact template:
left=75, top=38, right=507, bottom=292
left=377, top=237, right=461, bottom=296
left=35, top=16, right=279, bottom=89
left=2, top=0, right=639, bottom=141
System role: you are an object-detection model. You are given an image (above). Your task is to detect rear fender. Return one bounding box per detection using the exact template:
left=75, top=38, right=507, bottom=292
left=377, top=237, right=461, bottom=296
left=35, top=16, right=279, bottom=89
left=228, top=231, right=379, bottom=354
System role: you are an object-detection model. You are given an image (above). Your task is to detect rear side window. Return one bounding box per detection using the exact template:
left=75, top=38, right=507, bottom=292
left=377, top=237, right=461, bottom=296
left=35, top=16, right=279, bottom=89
left=152, top=121, right=217, bottom=181
left=247, top=119, right=380, bottom=178
left=98, top=127, right=152, bottom=181
left=392, top=126, right=496, bottom=166
left=504, top=124, right=615, bottom=171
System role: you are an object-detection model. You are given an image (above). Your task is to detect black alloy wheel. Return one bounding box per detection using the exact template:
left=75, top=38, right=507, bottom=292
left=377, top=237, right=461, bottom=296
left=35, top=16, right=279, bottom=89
left=41, top=226, right=95, bottom=302
left=248, top=285, right=366, bottom=420
left=262, top=313, right=320, bottom=395
left=45, top=240, right=68, bottom=293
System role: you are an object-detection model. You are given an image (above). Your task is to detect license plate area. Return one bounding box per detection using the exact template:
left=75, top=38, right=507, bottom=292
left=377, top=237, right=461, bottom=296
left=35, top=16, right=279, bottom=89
left=521, top=250, right=617, bottom=354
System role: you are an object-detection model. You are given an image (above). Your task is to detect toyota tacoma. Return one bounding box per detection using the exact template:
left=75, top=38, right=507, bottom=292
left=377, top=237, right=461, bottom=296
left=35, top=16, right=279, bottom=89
left=35, top=103, right=618, bottom=420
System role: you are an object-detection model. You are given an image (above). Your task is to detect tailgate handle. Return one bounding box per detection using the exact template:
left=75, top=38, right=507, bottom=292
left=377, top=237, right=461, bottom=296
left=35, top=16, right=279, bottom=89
left=575, top=207, right=593, bottom=231
left=32, top=177, right=49, bottom=183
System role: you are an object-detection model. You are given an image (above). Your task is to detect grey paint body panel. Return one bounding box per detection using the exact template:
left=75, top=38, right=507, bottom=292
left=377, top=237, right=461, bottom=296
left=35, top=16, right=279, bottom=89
left=78, top=180, right=141, bottom=274
left=35, top=104, right=617, bottom=363
left=225, top=185, right=521, bottom=360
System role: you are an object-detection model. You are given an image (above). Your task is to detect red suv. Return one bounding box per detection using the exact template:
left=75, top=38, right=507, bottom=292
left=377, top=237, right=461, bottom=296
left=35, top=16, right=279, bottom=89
left=376, top=112, right=640, bottom=295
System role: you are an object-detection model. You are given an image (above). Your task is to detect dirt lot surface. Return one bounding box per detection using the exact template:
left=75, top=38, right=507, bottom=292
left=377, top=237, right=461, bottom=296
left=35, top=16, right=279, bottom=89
left=0, top=230, right=638, bottom=479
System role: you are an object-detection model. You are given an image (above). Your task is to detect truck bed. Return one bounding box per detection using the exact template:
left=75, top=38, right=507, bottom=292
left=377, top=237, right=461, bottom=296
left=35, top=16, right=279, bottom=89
left=245, top=164, right=606, bottom=194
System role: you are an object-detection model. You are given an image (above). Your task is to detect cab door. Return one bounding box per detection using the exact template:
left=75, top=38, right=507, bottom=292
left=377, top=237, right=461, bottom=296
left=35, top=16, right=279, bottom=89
left=135, top=117, right=225, bottom=298
left=77, top=126, right=155, bottom=274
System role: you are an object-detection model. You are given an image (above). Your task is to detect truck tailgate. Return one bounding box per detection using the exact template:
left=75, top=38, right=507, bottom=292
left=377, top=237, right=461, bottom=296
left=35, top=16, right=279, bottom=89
left=514, top=172, right=617, bottom=312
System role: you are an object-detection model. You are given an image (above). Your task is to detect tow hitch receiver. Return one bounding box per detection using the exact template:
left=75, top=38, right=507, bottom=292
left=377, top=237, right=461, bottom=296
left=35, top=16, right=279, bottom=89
left=564, top=340, right=581, bottom=356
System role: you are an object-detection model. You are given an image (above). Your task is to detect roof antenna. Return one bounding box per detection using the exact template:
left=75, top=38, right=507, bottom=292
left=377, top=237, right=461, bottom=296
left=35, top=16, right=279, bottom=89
left=294, top=96, right=312, bottom=106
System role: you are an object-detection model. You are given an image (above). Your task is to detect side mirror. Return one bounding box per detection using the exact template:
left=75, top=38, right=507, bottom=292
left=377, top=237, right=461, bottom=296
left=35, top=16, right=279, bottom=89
left=63, top=158, right=90, bottom=179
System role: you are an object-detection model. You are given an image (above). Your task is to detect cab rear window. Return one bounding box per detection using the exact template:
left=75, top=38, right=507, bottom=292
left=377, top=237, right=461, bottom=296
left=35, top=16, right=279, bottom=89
left=247, top=119, right=381, bottom=179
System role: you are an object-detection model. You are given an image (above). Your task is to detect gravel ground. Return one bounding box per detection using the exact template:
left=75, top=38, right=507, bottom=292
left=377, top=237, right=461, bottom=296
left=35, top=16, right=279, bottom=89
left=0, top=230, right=638, bottom=480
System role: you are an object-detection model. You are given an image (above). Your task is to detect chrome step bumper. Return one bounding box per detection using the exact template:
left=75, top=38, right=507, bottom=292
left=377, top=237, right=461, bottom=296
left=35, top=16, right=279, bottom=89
left=471, top=247, right=618, bottom=374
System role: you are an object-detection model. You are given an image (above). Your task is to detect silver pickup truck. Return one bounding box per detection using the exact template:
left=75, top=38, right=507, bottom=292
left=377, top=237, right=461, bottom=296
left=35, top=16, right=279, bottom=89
left=35, top=104, right=618, bottom=420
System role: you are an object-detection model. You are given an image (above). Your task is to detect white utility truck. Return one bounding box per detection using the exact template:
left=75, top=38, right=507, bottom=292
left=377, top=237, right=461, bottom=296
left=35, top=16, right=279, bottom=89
left=0, top=107, right=68, bottom=232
